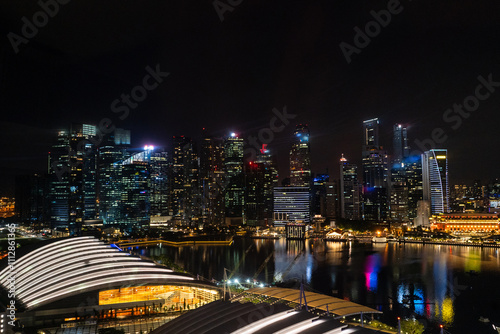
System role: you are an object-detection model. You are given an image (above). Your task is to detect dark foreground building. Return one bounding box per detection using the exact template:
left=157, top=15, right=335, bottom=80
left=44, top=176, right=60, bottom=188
left=152, top=287, right=385, bottom=334
left=0, top=237, right=220, bottom=333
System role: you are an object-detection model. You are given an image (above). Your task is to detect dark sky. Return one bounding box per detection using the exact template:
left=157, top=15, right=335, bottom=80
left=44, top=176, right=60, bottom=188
left=1, top=0, right=500, bottom=196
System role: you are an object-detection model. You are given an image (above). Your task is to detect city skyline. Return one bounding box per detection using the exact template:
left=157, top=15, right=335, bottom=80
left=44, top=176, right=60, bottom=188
left=1, top=0, right=499, bottom=196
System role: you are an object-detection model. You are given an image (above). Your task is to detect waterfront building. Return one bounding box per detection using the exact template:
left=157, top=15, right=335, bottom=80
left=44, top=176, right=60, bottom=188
left=273, top=186, right=310, bottom=226
left=422, top=149, right=450, bottom=214
left=430, top=213, right=499, bottom=233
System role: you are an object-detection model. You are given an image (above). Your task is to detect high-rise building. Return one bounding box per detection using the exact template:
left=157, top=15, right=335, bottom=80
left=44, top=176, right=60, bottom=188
left=244, top=161, right=267, bottom=226
left=150, top=150, right=169, bottom=217
left=312, top=174, right=329, bottom=217
left=224, top=133, right=244, bottom=225
left=200, top=134, right=225, bottom=225
left=389, top=124, right=410, bottom=222
left=362, top=118, right=379, bottom=155
left=48, top=124, right=100, bottom=234
left=273, top=186, right=311, bottom=226
left=121, top=159, right=150, bottom=229
left=97, top=129, right=130, bottom=225
left=169, top=136, right=199, bottom=223
left=254, top=145, right=278, bottom=224
left=325, top=180, right=339, bottom=219
left=404, top=155, right=423, bottom=220
left=290, top=124, right=311, bottom=188
left=361, top=118, right=389, bottom=221
left=48, top=130, right=70, bottom=230
left=340, top=155, right=361, bottom=220
left=393, top=124, right=410, bottom=163
left=422, top=149, right=450, bottom=214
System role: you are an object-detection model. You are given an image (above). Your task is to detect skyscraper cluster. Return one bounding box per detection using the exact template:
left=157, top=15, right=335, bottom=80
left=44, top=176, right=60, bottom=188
left=17, top=116, right=492, bottom=233
left=16, top=125, right=280, bottom=234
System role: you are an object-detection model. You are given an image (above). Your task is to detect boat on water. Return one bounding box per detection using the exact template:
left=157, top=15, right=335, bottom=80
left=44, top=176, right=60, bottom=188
left=386, top=234, right=398, bottom=242
left=372, top=236, right=388, bottom=243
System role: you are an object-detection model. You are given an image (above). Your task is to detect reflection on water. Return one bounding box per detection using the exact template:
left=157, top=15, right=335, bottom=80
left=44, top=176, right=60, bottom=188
left=141, top=238, right=500, bottom=333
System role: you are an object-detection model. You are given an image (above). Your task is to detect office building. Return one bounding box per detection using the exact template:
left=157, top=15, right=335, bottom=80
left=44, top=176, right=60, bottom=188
left=290, top=124, right=311, bottom=188
left=340, top=155, right=361, bottom=220
left=361, top=118, right=389, bottom=221
left=422, top=149, right=450, bottom=214
left=273, top=186, right=310, bottom=227
left=200, top=134, right=226, bottom=225
left=224, top=133, right=244, bottom=225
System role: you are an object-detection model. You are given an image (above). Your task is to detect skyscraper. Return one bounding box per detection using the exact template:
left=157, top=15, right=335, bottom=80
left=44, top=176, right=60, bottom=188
left=224, top=133, right=244, bottom=225
left=169, top=136, right=199, bottom=223
left=340, top=155, right=361, bottom=220
left=150, top=150, right=169, bottom=217
left=97, top=129, right=130, bottom=225
left=405, top=155, right=423, bottom=220
left=361, top=118, right=389, bottom=221
left=393, top=124, right=410, bottom=163
left=200, top=133, right=225, bottom=225
left=290, top=124, right=311, bottom=188
left=389, top=124, right=410, bottom=222
left=362, top=118, right=379, bottom=155
left=48, top=123, right=100, bottom=234
left=422, top=149, right=450, bottom=214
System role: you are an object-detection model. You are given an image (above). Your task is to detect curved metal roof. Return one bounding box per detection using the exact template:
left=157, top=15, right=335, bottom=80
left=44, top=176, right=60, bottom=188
left=241, top=287, right=382, bottom=317
left=0, top=236, right=194, bottom=310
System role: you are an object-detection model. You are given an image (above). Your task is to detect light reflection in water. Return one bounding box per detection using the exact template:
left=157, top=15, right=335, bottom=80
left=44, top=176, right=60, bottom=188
left=143, top=239, right=500, bottom=332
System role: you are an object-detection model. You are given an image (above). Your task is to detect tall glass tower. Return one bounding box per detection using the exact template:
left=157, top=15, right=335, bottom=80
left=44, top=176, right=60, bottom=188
left=290, top=124, right=311, bottom=188
left=422, top=149, right=450, bottom=214
left=361, top=118, right=389, bottom=221
left=224, top=133, right=244, bottom=224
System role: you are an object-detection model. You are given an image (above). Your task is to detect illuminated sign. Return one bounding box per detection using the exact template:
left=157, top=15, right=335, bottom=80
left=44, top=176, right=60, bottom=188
left=436, top=155, right=447, bottom=159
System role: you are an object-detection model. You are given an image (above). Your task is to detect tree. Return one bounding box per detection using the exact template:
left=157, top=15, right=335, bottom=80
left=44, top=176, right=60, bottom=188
left=401, top=318, right=425, bottom=334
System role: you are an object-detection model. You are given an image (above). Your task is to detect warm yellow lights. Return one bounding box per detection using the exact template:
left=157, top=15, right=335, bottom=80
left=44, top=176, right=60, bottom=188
left=99, top=285, right=220, bottom=307
left=436, top=155, right=447, bottom=159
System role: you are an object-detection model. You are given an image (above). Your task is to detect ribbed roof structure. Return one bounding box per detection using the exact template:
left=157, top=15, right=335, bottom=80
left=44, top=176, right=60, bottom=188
left=0, top=236, right=194, bottom=310
left=151, top=300, right=386, bottom=334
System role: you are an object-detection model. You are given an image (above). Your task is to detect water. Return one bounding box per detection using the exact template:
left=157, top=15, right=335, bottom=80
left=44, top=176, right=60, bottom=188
left=135, top=238, right=500, bottom=333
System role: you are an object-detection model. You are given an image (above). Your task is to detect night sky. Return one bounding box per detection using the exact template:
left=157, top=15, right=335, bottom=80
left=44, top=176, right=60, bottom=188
left=1, top=0, right=499, bottom=196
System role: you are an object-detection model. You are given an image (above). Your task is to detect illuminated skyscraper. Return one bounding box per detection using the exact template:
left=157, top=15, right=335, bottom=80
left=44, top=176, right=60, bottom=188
left=340, top=155, right=361, bottom=220
left=422, top=149, right=450, bottom=214
left=200, top=133, right=225, bottom=225
left=224, top=133, right=244, bottom=225
left=393, top=124, right=410, bottom=163
left=361, top=118, right=389, bottom=221
left=97, top=129, right=130, bottom=225
left=290, top=124, right=311, bottom=188
left=150, top=150, right=169, bottom=217
left=169, top=136, right=199, bottom=223
left=389, top=124, right=410, bottom=222
left=49, top=123, right=99, bottom=234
